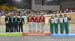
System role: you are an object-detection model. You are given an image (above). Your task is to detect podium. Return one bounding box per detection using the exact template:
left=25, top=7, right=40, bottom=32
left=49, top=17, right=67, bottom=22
left=22, top=32, right=50, bottom=36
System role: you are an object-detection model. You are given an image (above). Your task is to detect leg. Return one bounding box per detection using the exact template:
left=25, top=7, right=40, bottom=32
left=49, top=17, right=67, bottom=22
left=35, top=22, right=37, bottom=33
left=6, top=24, right=9, bottom=32
left=16, top=25, right=18, bottom=32
left=29, top=23, right=31, bottom=32
left=50, top=23, right=54, bottom=34
left=10, top=26, right=13, bottom=32
left=13, top=25, right=16, bottom=32
left=20, top=25, right=23, bottom=32
left=35, top=23, right=38, bottom=32
left=39, top=23, right=42, bottom=33
left=19, top=24, right=21, bottom=32
left=32, top=22, right=34, bottom=33
left=33, top=22, right=35, bottom=33
left=10, top=23, right=14, bottom=32
left=60, top=23, right=64, bottom=34
left=40, top=22, right=44, bottom=33
left=9, top=25, right=11, bottom=32
left=64, top=22, right=69, bottom=34
left=34, top=22, right=36, bottom=33
left=37, top=23, right=40, bottom=32
left=30, top=22, right=33, bottom=33
left=55, top=23, right=58, bottom=34
left=11, top=26, right=15, bottom=32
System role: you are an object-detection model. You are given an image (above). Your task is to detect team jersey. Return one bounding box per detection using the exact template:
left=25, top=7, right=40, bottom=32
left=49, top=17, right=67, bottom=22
left=40, top=16, right=45, bottom=22
left=32, top=16, right=37, bottom=22
left=63, top=17, right=68, bottom=22
left=36, top=16, right=40, bottom=23
left=54, top=17, right=58, bottom=23
left=5, top=16, right=10, bottom=24
left=27, top=16, right=33, bottom=22
left=59, top=17, right=64, bottom=23
left=50, top=18, right=55, bottom=23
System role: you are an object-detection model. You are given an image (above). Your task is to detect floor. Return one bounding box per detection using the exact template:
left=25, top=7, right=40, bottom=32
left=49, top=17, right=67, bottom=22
left=0, top=24, right=75, bottom=41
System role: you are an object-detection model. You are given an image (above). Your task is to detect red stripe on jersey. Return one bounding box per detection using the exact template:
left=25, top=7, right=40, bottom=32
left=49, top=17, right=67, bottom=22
left=36, top=16, right=40, bottom=23
left=32, top=16, right=37, bottom=22
left=40, top=16, right=45, bottom=22
left=27, top=16, right=33, bottom=22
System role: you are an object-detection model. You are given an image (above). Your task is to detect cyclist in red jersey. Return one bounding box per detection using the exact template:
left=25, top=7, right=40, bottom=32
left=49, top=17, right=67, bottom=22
left=40, top=14, right=45, bottom=33
left=36, top=15, right=41, bottom=33
left=27, top=14, right=33, bottom=33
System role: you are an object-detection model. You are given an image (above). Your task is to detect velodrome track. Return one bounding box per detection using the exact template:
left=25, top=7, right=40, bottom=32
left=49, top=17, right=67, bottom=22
left=0, top=24, right=75, bottom=41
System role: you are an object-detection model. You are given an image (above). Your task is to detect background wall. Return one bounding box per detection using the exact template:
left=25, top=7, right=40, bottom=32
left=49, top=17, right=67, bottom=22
left=32, top=0, right=60, bottom=11
left=0, top=13, right=75, bottom=25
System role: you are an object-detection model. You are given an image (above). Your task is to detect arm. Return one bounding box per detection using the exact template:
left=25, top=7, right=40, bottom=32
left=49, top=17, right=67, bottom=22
left=58, top=18, right=60, bottom=24
left=49, top=19, right=50, bottom=22
left=18, top=18, right=20, bottom=24
left=27, top=17, right=29, bottom=22
left=43, top=17, right=45, bottom=24
left=5, top=17, right=7, bottom=22
left=68, top=17, right=71, bottom=21
left=5, top=17, right=8, bottom=23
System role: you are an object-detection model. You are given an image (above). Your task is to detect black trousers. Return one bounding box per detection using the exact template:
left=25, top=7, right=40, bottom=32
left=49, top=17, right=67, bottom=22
left=10, top=23, right=14, bottom=32
left=19, top=24, right=23, bottom=32
left=14, top=24, right=18, bottom=32
left=6, top=24, right=10, bottom=32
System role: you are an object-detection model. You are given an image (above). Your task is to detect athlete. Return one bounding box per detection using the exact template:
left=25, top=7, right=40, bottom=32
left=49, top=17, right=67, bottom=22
left=28, top=13, right=33, bottom=33
left=54, top=14, right=58, bottom=33
left=18, top=14, right=24, bottom=32
left=10, top=13, right=14, bottom=32
left=63, top=14, right=69, bottom=34
left=49, top=16, right=55, bottom=34
left=31, top=13, right=35, bottom=33
left=14, top=14, right=19, bottom=32
left=40, top=14, right=45, bottom=33
left=36, top=15, right=40, bottom=33
left=59, top=14, right=64, bottom=34
left=27, top=14, right=31, bottom=33
left=32, top=14, right=37, bottom=33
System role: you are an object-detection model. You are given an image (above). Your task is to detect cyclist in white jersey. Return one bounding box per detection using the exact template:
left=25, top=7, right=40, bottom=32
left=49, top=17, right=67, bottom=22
left=49, top=16, right=55, bottom=33
left=63, top=14, right=69, bottom=34
left=54, top=14, right=58, bottom=33
left=59, top=14, right=64, bottom=34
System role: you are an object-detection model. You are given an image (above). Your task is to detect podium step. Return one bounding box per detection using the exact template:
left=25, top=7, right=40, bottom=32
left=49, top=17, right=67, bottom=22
left=22, top=32, right=50, bottom=36
left=51, top=34, right=75, bottom=37
left=0, top=33, right=22, bottom=36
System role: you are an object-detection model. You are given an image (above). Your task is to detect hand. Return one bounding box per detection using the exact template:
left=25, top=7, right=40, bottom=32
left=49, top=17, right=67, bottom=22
left=22, top=22, right=25, bottom=24
left=6, top=21, right=8, bottom=23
